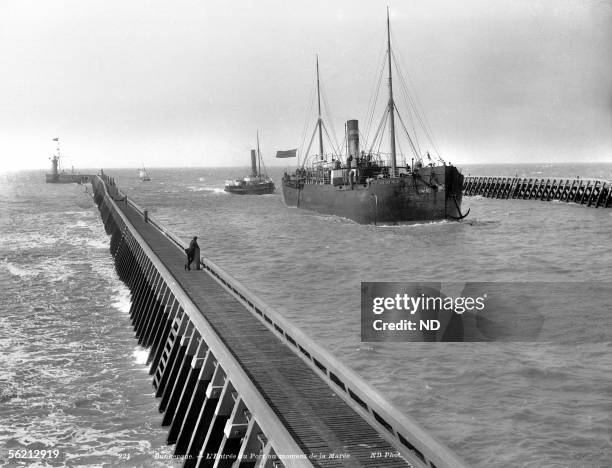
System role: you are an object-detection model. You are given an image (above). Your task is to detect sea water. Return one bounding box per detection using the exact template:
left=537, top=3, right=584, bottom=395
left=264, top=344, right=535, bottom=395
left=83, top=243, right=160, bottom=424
left=1, top=164, right=610, bottom=467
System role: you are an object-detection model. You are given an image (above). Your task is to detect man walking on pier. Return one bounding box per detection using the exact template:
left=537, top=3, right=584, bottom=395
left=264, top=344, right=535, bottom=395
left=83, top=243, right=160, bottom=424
left=185, top=236, right=199, bottom=270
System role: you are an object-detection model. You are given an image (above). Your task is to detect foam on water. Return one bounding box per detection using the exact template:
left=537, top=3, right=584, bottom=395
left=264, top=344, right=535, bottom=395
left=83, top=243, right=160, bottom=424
left=62, top=210, right=91, bottom=216
left=186, top=184, right=226, bottom=194
left=372, top=219, right=451, bottom=228
left=0, top=175, right=176, bottom=466
left=0, top=232, right=59, bottom=250
left=1, top=167, right=610, bottom=468
left=111, top=287, right=132, bottom=314
left=2, top=259, right=39, bottom=278
left=84, top=238, right=111, bottom=249
left=132, top=348, right=150, bottom=366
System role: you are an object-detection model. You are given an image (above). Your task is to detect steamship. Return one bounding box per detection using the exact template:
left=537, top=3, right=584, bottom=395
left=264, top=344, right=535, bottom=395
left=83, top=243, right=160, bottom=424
left=279, top=10, right=467, bottom=224
left=225, top=134, right=275, bottom=195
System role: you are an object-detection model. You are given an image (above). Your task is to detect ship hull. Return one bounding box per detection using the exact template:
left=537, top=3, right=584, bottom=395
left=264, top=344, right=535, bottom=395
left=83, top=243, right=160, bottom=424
left=282, top=166, right=464, bottom=224
left=224, top=182, right=275, bottom=195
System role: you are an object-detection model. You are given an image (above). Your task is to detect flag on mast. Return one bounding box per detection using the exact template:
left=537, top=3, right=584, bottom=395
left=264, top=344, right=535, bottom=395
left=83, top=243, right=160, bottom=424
left=275, top=149, right=297, bottom=158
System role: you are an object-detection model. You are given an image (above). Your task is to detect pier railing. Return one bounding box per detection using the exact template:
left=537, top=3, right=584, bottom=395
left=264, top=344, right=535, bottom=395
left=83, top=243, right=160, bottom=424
left=200, top=259, right=462, bottom=468
left=92, top=173, right=468, bottom=468
left=463, top=176, right=611, bottom=207
left=94, top=175, right=308, bottom=466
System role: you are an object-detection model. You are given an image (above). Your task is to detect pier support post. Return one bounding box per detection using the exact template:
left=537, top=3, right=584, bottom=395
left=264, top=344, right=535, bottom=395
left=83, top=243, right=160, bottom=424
left=184, top=366, right=225, bottom=467
left=149, top=302, right=181, bottom=372
left=125, top=241, right=142, bottom=290
left=195, top=380, right=235, bottom=467
left=140, top=283, right=170, bottom=346
left=595, top=182, right=607, bottom=207
left=159, top=330, right=197, bottom=413
left=154, top=316, right=191, bottom=396
left=130, top=261, right=154, bottom=326
left=166, top=341, right=209, bottom=436
left=234, top=419, right=262, bottom=468
left=174, top=353, right=216, bottom=455
left=121, top=241, right=139, bottom=289
left=135, top=271, right=161, bottom=339
left=142, top=287, right=172, bottom=348
left=213, top=397, right=249, bottom=468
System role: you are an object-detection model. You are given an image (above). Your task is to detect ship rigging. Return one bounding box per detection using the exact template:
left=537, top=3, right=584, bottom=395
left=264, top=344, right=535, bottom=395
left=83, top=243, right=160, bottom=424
left=279, top=8, right=468, bottom=224
left=297, top=9, right=447, bottom=174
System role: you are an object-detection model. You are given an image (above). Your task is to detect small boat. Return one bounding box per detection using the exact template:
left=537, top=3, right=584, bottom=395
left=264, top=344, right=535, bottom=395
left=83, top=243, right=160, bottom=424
left=225, top=133, right=275, bottom=195
left=139, top=166, right=151, bottom=181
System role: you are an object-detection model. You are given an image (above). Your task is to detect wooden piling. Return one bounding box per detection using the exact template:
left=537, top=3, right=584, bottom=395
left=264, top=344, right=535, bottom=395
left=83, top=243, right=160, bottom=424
left=463, top=175, right=610, bottom=208
left=174, top=352, right=216, bottom=455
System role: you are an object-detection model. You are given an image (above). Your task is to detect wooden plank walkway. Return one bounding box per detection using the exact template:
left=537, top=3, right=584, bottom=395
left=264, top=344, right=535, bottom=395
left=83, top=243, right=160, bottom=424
left=115, top=198, right=411, bottom=468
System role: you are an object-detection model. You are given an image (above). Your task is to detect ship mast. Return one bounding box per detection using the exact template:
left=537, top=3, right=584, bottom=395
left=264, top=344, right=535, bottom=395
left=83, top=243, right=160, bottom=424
left=257, top=131, right=261, bottom=177
left=386, top=7, right=397, bottom=176
left=51, top=137, right=61, bottom=175
left=316, top=55, right=324, bottom=157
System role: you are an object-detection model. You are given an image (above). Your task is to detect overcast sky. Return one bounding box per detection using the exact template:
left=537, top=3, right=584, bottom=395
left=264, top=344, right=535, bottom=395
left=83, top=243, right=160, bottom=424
left=1, top=0, right=611, bottom=171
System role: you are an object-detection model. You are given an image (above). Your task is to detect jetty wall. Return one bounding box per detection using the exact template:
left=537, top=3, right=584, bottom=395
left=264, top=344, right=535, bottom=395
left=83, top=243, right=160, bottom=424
left=90, top=174, right=468, bottom=468
left=462, top=176, right=611, bottom=208
left=45, top=173, right=95, bottom=184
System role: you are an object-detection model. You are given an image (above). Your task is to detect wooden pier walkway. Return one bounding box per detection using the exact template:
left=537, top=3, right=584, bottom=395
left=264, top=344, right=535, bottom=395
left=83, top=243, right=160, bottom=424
left=462, top=176, right=611, bottom=208
left=91, top=175, right=466, bottom=468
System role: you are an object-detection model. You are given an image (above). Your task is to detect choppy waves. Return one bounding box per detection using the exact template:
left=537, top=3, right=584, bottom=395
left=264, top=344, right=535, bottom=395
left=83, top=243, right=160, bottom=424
left=0, top=177, right=177, bottom=467
left=123, top=167, right=611, bottom=467
left=186, top=185, right=227, bottom=194
left=1, top=168, right=610, bottom=468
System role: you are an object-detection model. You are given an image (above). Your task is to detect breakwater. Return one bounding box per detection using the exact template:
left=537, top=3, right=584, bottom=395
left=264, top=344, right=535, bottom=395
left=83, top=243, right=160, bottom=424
left=45, top=173, right=95, bottom=184
left=462, top=176, right=611, bottom=207
left=90, top=173, right=467, bottom=468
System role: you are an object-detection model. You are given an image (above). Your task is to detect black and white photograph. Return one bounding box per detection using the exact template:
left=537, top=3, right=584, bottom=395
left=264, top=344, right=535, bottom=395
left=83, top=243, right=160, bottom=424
left=1, top=1, right=611, bottom=467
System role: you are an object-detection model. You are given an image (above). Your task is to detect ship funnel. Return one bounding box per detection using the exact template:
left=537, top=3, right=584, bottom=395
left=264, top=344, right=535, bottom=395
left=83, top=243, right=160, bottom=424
left=51, top=156, right=59, bottom=176
left=347, top=120, right=359, bottom=159
left=250, top=149, right=257, bottom=176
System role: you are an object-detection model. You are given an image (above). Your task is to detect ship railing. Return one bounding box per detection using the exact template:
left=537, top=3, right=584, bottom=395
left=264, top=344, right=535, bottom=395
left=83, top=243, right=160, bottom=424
left=100, top=173, right=467, bottom=468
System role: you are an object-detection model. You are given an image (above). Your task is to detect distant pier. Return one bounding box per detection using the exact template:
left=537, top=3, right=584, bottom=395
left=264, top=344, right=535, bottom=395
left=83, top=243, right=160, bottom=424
left=91, top=174, right=467, bottom=468
left=45, top=173, right=94, bottom=184
left=462, top=176, right=611, bottom=208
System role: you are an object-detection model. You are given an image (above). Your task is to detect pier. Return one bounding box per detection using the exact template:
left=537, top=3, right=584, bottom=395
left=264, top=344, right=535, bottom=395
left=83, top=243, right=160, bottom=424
left=462, top=176, right=611, bottom=208
left=90, top=174, right=467, bottom=468
left=45, top=173, right=95, bottom=184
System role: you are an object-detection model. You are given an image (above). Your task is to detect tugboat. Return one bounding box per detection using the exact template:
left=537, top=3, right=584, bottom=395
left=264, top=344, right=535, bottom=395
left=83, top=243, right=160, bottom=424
left=225, top=133, right=275, bottom=195
left=45, top=137, right=82, bottom=183
left=139, top=165, right=151, bottom=181
left=279, top=9, right=468, bottom=224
